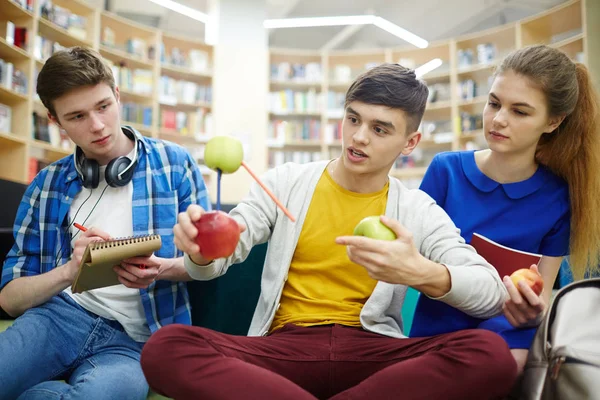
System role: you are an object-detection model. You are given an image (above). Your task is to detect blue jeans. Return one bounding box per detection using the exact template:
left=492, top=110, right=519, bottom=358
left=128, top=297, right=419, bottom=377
left=0, top=292, right=149, bottom=400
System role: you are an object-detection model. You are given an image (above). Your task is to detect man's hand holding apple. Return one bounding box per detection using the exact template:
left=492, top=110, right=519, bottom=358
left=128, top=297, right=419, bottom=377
left=335, top=216, right=451, bottom=298
left=174, top=204, right=246, bottom=265
left=502, top=265, right=546, bottom=328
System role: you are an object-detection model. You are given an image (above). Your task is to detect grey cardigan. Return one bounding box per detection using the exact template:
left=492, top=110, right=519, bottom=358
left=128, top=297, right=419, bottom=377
left=185, top=160, right=507, bottom=337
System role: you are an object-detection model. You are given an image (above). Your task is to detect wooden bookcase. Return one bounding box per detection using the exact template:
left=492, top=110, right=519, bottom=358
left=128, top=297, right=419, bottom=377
left=0, top=0, right=596, bottom=202
left=0, top=0, right=214, bottom=185
left=266, top=0, right=595, bottom=189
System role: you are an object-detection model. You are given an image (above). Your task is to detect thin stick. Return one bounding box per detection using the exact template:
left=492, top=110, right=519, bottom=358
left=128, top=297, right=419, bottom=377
left=241, top=161, right=296, bottom=222
left=216, top=168, right=222, bottom=211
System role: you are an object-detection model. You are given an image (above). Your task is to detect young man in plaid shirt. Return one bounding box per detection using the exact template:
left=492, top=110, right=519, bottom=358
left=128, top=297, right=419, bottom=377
left=0, top=46, right=210, bottom=399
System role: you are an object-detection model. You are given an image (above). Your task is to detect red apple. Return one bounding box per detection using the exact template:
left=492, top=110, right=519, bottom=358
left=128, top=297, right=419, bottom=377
left=510, top=268, right=544, bottom=296
left=193, top=211, right=240, bottom=259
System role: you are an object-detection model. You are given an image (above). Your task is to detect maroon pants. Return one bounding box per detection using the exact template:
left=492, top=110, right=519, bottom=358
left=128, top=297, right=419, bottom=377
left=141, top=324, right=517, bottom=400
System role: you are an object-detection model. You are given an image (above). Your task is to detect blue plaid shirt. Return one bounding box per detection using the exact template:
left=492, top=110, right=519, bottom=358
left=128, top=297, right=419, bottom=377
left=1, top=127, right=211, bottom=333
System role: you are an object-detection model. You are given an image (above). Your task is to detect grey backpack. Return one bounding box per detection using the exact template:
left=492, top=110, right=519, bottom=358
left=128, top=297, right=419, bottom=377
left=521, top=278, right=600, bottom=400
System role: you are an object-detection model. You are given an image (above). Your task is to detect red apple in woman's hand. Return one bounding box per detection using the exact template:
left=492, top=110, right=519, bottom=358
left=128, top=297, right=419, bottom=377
left=510, top=268, right=544, bottom=296
left=193, top=211, right=240, bottom=259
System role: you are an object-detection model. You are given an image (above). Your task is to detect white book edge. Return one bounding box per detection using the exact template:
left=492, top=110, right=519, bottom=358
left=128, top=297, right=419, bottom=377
left=472, top=232, right=542, bottom=259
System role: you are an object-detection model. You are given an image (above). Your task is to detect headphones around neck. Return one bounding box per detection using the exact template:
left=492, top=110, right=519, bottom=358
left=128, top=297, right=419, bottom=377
left=74, top=127, right=139, bottom=189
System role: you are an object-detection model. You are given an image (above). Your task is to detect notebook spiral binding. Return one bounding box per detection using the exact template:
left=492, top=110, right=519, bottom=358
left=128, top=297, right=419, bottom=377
left=90, top=234, right=161, bottom=249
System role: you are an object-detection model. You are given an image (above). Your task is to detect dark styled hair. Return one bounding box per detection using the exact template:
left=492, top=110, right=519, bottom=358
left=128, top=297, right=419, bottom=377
left=344, top=63, right=429, bottom=133
left=37, top=46, right=116, bottom=120
left=495, top=45, right=600, bottom=279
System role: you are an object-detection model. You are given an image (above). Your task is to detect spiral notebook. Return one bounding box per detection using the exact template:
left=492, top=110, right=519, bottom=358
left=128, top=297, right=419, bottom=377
left=72, top=234, right=162, bottom=294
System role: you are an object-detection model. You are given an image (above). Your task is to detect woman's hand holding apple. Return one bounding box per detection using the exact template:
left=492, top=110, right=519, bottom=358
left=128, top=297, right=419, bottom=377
left=502, top=265, right=546, bottom=328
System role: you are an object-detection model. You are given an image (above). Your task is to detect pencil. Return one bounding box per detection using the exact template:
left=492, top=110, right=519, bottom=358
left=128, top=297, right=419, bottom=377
left=73, top=223, right=87, bottom=232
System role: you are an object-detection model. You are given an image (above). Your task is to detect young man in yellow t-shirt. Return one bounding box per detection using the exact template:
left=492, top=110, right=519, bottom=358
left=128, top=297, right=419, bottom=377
left=141, top=64, right=517, bottom=400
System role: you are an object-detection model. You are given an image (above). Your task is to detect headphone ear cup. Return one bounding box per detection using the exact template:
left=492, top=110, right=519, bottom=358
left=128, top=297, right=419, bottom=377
left=81, top=158, right=99, bottom=189
left=105, top=156, right=136, bottom=187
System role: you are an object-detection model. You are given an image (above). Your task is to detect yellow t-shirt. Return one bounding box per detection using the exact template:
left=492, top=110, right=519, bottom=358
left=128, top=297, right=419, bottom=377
left=270, top=168, right=389, bottom=332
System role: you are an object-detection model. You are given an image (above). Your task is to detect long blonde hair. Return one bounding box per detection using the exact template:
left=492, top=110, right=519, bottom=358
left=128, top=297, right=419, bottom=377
left=495, top=45, right=600, bottom=280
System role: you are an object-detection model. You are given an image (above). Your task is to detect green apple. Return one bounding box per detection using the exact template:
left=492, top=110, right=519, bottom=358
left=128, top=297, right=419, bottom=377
left=353, top=216, right=397, bottom=240
left=204, top=136, right=244, bottom=174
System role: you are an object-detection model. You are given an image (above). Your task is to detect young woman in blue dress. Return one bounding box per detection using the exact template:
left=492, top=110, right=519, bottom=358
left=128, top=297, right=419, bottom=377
left=410, top=44, right=600, bottom=373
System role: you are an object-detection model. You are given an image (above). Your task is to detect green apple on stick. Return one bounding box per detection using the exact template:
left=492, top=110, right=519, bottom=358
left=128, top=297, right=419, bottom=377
left=204, top=135, right=244, bottom=174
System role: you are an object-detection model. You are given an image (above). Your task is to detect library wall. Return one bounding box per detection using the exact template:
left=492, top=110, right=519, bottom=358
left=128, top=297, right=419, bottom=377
left=0, top=0, right=596, bottom=204
left=210, top=0, right=268, bottom=204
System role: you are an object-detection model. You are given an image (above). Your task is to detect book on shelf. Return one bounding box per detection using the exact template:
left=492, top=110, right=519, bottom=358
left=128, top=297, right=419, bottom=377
left=120, top=103, right=152, bottom=127
left=160, top=45, right=209, bottom=73
left=470, top=232, right=542, bottom=278
left=28, top=157, right=50, bottom=182
left=0, top=104, right=12, bottom=133
left=39, top=1, right=88, bottom=40
left=269, top=89, right=321, bottom=114
left=32, top=112, right=69, bottom=148
left=270, top=62, right=322, bottom=82
left=269, top=119, right=321, bottom=143
left=268, top=150, right=322, bottom=167
left=10, top=0, right=34, bottom=11
left=159, top=76, right=212, bottom=104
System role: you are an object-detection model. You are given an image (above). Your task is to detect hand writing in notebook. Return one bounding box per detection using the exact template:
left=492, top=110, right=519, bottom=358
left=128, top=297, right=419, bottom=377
left=66, top=227, right=111, bottom=284
left=114, top=255, right=162, bottom=289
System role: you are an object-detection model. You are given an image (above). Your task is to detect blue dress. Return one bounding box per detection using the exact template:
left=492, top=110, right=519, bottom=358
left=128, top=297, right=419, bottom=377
left=410, top=151, right=570, bottom=348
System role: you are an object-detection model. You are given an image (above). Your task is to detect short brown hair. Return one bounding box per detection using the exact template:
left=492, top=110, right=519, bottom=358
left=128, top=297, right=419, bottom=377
left=37, top=46, right=116, bottom=119
left=344, top=63, right=429, bottom=133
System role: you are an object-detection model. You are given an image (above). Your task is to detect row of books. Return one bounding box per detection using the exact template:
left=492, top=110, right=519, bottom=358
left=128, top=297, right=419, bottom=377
left=271, top=62, right=322, bottom=82
left=102, top=28, right=154, bottom=61
left=268, top=150, right=323, bottom=168
left=40, top=0, right=88, bottom=41
left=0, top=103, right=11, bottom=133
left=121, top=103, right=152, bottom=127
left=160, top=108, right=213, bottom=136
left=458, top=78, right=492, bottom=101
left=34, top=36, right=66, bottom=62
left=110, top=65, right=154, bottom=96
left=325, top=121, right=342, bottom=143
left=270, top=62, right=379, bottom=84
left=428, top=83, right=452, bottom=104
left=4, top=21, right=28, bottom=51
left=329, top=63, right=379, bottom=83
left=268, top=119, right=321, bottom=143
left=457, top=43, right=498, bottom=68
left=32, top=112, right=71, bottom=149
left=28, top=157, right=50, bottom=182
left=327, top=91, right=346, bottom=110
left=269, top=89, right=321, bottom=114
left=160, top=45, right=209, bottom=73
left=9, top=0, right=33, bottom=11
left=0, top=59, right=28, bottom=95
left=461, top=112, right=483, bottom=133
left=422, top=118, right=455, bottom=143
left=159, top=76, right=212, bottom=106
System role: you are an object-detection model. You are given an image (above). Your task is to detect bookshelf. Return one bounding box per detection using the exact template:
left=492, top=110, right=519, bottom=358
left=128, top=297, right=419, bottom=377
left=266, top=0, right=595, bottom=189
left=0, top=0, right=596, bottom=203
left=0, top=0, right=214, bottom=187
